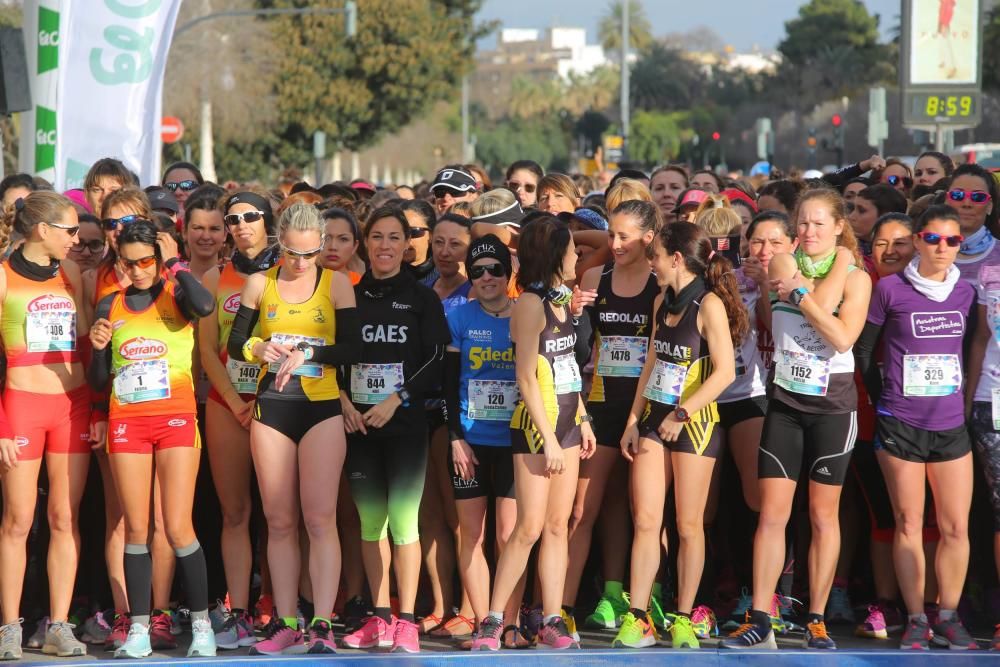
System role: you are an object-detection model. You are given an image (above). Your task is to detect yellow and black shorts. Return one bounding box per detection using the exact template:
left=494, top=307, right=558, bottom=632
left=510, top=396, right=581, bottom=455
left=639, top=402, right=721, bottom=458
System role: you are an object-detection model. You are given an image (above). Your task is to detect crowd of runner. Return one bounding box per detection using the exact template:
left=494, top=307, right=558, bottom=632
left=0, top=150, right=999, bottom=657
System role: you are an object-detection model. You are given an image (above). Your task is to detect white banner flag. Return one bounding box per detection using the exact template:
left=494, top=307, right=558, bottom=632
left=54, top=0, right=181, bottom=190
left=18, top=0, right=64, bottom=183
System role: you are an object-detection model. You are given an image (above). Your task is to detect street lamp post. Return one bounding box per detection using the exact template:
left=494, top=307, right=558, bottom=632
left=620, top=0, right=630, bottom=162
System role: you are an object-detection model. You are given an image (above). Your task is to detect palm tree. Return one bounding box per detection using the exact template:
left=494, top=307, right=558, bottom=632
left=598, top=0, right=654, bottom=56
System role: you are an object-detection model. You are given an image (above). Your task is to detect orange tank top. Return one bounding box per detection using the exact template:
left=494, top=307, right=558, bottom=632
left=1, top=264, right=80, bottom=367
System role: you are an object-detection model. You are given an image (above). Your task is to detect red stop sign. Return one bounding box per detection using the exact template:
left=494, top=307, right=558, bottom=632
left=161, top=116, right=184, bottom=144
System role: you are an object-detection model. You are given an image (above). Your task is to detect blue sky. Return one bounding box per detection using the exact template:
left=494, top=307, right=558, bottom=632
left=477, top=0, right=901, bottom=52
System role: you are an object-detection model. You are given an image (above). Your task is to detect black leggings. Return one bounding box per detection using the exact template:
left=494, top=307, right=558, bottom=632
left=971, top=402, right=1000, bottom=532
left=346, top=433, right=428, bottom=545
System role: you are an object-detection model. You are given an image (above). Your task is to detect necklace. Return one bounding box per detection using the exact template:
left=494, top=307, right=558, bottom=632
left=480, top=298, right=511, bottom=317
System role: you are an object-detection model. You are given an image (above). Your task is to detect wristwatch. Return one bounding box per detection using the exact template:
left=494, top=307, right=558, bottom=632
left=673, top=407, right=691, bottom=423
left=295, top=341, right=314, bottom=361
left=396, top=387, right=412, bottom=407
left=788, top=287, right=809, bottom=306
left=579, top=414, right=594, bottom=424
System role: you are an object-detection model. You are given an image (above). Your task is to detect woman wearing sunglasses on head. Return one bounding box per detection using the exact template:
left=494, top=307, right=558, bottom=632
left=227, top=203, right=360, bottom=656
left=0, top=193, right=91, bottom=660
left=87, top=219, right=217, bottom=659
left=471, top=217, right=597, bottom=652
left=874, top=159, right=914, bottom=197
left=199, top=191, right=280, bottom=650
left=340, top=205, right=450, bottom=654
left=947, top=163, right=1000, bottom=283
left=83, top=188, right=154, bottom=312
left=854, top=205, right=977, bottom=650
left=443, top=235, right=526, bottom=647
left=162, top=162, right=205, bottom=213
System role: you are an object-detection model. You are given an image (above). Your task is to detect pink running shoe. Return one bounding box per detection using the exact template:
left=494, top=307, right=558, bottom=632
left=856, top=604, right=888, bottom=639
left=537, top=616, right=579, bottom=650
left=250, top=619, right=306, bottom=655
left=104, top=613, right=130, bottom=651
left=341, top=615, right=395, bottom=649
left=391, top=619, right=420, bottom=653
left=470, top=616, right=503, bottom=651
left=306, top=619, right=336, bottom=654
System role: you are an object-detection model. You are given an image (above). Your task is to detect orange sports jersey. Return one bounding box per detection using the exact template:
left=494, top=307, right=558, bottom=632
left=216, top=262, right=251, bottom=349
left=108, top=281, right=196, bottom=418
left=1, top=264, right=81, bottom=367
left=93, top=264, right=129, bottom=306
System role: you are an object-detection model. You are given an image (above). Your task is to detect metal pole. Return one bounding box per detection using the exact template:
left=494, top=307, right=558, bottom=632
left=620, top=0, right=630, bottom=161
left=461, top=75, right=470, bottom=162
left=935, top=124, right=946, bottom=151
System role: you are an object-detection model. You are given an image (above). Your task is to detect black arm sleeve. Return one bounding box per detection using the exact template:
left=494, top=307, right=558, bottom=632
left=573, top=313, right=593, bottom=368
left=443, top=350, right=464, bottom=439
left=821, top=162, right=865, bottom=188
left=87, top=295, right=115, bottom=390
left=173, top=269, right=216, bottom=320
left=309, top=307, right=362, bottom=367
left=854, top=320, right=883, bottom=406
left=402, top=344, right=446, bottom=397
left=226, top=305, right=261, bottom=361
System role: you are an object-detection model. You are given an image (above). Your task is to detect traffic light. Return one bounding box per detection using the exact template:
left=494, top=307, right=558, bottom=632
left=831, top=114, right=843, bottom=128
left=807, top=127, right=817, bottom=148
left=711, top=131, right=721, bottom=141
left=830, top=115, right=845, bottom=166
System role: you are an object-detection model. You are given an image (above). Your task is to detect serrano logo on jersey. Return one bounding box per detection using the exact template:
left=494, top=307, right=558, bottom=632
left=362, top=324, right=408, bottom=343
left=223, top=294, right=241, bottom=314
left=28, top=294, right=74, bottom=312
left=544, top=334, right=576, bottom=353
left=469, top=346, right=514, bottom=370
left=119, top=337, right=168, bottom=360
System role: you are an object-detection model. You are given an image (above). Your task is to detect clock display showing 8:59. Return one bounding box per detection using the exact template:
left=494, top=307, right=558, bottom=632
left=907, top=91, right=981, bottom=124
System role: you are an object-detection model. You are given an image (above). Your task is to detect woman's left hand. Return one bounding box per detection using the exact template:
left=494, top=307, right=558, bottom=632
left=274, top=349, right=306, bottom=392
left=770, top=270, right=806, bottom=303
left=571, top=285, right=598, bottom=317
left=580, top=421, right=597, bottom=459
left=656, top=413, right=684, bottom=442
left=362, top=393, right=402, bottom=429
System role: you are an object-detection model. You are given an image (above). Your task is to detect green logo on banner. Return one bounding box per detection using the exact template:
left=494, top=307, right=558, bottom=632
left=38, top=7, right=59, bottom=74
left=35, top=106, right=56, bottom=172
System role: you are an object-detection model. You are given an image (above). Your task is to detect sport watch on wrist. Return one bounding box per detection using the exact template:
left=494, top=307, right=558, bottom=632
left=788, top=286, right=809, bottom=306
left=579, top=414, right=594, bottom=424
left=673, top=407, right=691, bottom=423
left=396, top=388, right=412, bottom=407
left=295, top=341, right=314, bottom=360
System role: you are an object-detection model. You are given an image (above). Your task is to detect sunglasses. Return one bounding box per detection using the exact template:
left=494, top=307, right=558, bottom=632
left=884, top=175, right=913, bottom=189
left=72, top=239, right=106, bottom=254
left=409, top=227, right=429, bottom=239
left=224, top=210, right=266, bottom=226
left=119, top=255, right=157, bottom=270
left=947, top=188, right=991, bottom=204
left=164, top=180, right=199, bottom=192
left=506, top=181, right=536, bottom=194
left=468, top=262, right=506, bottom=279
left=433, top=187, right=462, bottom=200
left=281, top=244, right=323, bottom=259
left=102, top=214, right=149, bottom=230
left=917, top=231, right=964, bottom=247
left=45, top=221, right=79, bottom=237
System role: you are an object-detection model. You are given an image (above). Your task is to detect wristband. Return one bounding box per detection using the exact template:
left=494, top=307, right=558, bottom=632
left=243, top=336, right=263, bottom=362
left=164, top=257, right=187, bottom=277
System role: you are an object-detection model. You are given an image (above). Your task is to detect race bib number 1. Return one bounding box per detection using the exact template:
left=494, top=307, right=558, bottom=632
left=903, top=354, right=961, bottom=397
left=115, top=360, right=170, bottom=404
left=774, top=350, right=830, bottom=396
left=351, top=363, right=405, bottom=404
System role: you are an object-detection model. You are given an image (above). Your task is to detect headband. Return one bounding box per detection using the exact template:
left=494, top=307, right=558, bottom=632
left=223, top=191, right=273, bottom=217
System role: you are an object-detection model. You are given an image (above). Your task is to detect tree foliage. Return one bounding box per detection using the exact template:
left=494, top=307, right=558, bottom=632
left=475, top=115, right=570, bottom=174
left=778, top=0, right=882, bottom=67
left=628, top=111, right=684, bottom=165
left=598, top=0, right=653, bottom=55
left=261, top=0, right=486, bottom=153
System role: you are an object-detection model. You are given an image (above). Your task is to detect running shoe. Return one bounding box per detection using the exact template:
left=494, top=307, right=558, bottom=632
left=341, top=615, right=395, bottom=649
left=81, top=611, right=112, bottom=645
left=900, top=616, right=931, bottom=651
left=215, top=610, right=256, bottom=650
left=772, top=594, right=803, bottom=633
left=42, top=621, right=87, bottom=657
left=187, top=618, right=217, bottom=657
left=561, top=610, right=580, bottom=642
left=208, top=600, right=228, bottom=634
left=826, top=587, right=854, bottom=624
left=149, top=610, right=177, bottom=650
left=307, top=619, right=337, bottom=654
left=254, top=594, right=274, bottom=630
left=105, top=612, right=130, bottom=651
left=250, top=619, right=307, bottom=655
left=670, top=614, right=700, bottom=649
left=931, top=613, right=979, bottom=650
left=537, top=616, right=579, bottom=649
left=719, top=619, right=776, bottom=649
left=470, top=616, right=503, bottom=651
left=342, top=595, right=371, bottom=633
left=804, top=620, right=836, bottom=649
left=170, top=607, right=185, bottom=636
left=725, top=588, right=752, bottom=630
left=114, top=623, right=152, bottom=659
left=521, top=605, right=543, bottom=642
left=585, top=590, right=630, bottom=629
left=611, top=612, right=657, bottom=648
left=0, top=620, right=20, bottom=661
left=856, top=604, right=888, bottom=639
left=391, top=618, right=420, bottom=653
left=649, top=595, right=673, bottom=631
left=26, top=616, right=48, bottom=649
left=691, top=605, right=717, bottom=639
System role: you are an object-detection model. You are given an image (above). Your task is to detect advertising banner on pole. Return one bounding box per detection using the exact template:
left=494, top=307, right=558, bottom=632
left=18, top=0, right=63, bottom=183
left=54, top=0, right=180, bottom=190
